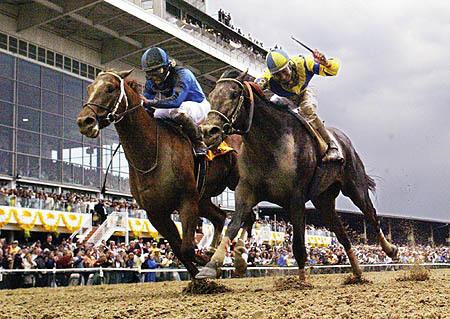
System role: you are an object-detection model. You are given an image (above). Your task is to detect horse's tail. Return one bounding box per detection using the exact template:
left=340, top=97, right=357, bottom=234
left=367, top=174, right=376, bottom=194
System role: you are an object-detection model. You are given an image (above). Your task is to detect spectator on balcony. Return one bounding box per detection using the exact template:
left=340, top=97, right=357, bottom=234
left=94, top=199, right=106, bottom=224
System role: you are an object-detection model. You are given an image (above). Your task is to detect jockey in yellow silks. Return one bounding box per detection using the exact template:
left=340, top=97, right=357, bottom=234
left=255, top=49, right=343, bottom=163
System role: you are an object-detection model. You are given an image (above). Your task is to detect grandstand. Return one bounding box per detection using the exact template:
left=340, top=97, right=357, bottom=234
left=0, top=0, right=266, bottom=241
left=0, top=1, right=449, bottom=290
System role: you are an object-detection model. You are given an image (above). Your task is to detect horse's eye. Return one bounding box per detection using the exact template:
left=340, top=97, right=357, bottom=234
left=106, top=85, right=115, bottom=94
left=231, top=91, right=239, bottom=99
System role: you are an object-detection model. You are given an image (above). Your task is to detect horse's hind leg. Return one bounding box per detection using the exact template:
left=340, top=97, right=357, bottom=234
left=149, top=214, right=199, bottom=277
left=312, top=184, right=362, bottom=278
left=198, top=199, right=226, bottom=256
left=342, top=180, right=398, bottom=259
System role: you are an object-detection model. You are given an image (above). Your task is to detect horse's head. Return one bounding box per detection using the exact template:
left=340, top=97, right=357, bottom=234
left=77, top=69, right=136, bottom=138
left=201, top=70, right=253, bottom=150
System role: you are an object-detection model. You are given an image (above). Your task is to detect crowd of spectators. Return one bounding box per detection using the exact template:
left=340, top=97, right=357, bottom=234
left=169, top=8, right=266, bottom=63
left=0, top=187, right=146, bottom=219
left=0, top=234, right=183, bottom=289
left=0, top=186, right=449, bottom=289
left=217, top=8, right=264, bottom=48
left=1, top=228, right=448, bottom=289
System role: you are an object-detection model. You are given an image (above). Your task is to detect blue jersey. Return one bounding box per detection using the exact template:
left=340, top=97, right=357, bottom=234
left=143, top=66, right=206, bottom=109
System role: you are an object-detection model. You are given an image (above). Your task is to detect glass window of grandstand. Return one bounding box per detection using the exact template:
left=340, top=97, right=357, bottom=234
left=41, top=135, right=62, bottom=182
left=0, top=101, right=14, bottom=127
left=0, top=48, right=128, bottom=193
left=0, top=126, right=13, bottom=151
left=0, top=150, right=12, bottom=175
left=63, top=140, right=83, bottom=185
left=142, top=0, right=153, bottom=9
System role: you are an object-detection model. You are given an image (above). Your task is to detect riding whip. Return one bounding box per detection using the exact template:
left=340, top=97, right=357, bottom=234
left=101, top=143, right=121, bottom=195
left=290, top=36, right=314, bottom=54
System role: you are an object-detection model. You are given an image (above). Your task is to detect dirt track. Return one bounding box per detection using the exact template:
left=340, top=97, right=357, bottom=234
left=0, top=269, right=448, bottom=319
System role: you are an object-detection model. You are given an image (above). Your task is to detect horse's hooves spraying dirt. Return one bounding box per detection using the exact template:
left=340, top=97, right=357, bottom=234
left=182, top=279, right=232, bottom=294
left=343, top=275, right=372, bottom=285
left=396, top=264, right=431, bottom=282
left=273, top=276, right=314, bottom=290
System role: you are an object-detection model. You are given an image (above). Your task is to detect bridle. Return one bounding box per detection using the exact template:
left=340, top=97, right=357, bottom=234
left=208, top=78, right=255, bottom=135
left=82, top=71, right=143, bottom=129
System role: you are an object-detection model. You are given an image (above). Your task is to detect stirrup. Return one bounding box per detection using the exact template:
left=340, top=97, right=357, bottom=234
left=193, top=142, right=208, bottom=156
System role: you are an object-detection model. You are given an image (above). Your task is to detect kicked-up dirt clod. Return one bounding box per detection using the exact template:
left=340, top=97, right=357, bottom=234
left=182, top=279, right=232, bottom=294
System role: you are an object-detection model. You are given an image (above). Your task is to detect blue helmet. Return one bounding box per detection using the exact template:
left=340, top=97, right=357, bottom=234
left=266, top=49, right=290, bottom=74
left=141, top=47, right=170, bottom=72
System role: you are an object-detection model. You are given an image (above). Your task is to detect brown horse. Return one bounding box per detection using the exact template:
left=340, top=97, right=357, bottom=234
left=196, top=70, right=398, bottom=280
left=76, top=70, right=239, bottom=277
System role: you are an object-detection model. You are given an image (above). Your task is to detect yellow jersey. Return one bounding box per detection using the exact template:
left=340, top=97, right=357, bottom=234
left=257, top=55, right=340, bottom=98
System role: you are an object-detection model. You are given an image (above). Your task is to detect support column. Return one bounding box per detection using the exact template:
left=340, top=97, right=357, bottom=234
left=153, top=0, right=166, bottom=19
left=430, top=224, right=434, bottom=247
left=363, top=219, right=367, bottom=244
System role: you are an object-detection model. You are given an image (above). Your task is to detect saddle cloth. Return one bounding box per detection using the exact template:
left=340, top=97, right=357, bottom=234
left=206, top=141, right=234, bottom=161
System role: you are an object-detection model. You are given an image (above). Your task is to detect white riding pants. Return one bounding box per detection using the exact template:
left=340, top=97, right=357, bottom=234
left=153, top=99, right=211, bottom=124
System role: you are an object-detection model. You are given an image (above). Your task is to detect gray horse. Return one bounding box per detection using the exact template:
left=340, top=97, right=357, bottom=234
left=196, top=70, right=397, bottom=280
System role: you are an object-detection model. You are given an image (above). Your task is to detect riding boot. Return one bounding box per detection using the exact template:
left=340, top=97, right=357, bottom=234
left=310, top=117, right=344, bottom=163
left=171, top=112, right=208, bottom=156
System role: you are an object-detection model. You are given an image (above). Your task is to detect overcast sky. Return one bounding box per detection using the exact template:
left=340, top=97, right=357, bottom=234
left=206, top=0, right=450, bottom=221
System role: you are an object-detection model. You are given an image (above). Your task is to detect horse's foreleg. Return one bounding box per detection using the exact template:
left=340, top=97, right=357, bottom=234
left=179, top=198, right=208, bottom=266
left=234, top=211, right=256, bottom=277
left=289, top=196, right=307, bottom=281
left=196, top=184, right=257, bottom=279
left=149, top=215, right=199, bottom=278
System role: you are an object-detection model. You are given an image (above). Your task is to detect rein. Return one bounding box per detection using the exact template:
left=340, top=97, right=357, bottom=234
left=83, top=71, right=159, bottom=176
left=82, top=71, right=143, bottom=127
left=209, top=78, right=255, bottom=135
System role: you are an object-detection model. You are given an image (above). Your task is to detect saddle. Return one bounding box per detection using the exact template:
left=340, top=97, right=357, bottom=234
left=247, top=82, right=328, bottom=157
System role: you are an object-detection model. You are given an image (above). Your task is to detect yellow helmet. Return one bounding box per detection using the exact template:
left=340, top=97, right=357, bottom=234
left=266, top=49, right=290, bottom=74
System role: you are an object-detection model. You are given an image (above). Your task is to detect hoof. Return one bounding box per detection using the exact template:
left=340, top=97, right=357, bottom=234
left=234, top=257, right=247, bottom=277
left=194, top=253, right=210, bottom=266
left=195, top=261, right=220, bottom=279
left=390, top=245, right=399, bottom=259
left=298, top=269, right=306, bottom=281
left=206, top=247, right=216, bottom=258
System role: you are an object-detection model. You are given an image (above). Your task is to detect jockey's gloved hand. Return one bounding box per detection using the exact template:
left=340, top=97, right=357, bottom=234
left=142, top=98, right=157, bottom=109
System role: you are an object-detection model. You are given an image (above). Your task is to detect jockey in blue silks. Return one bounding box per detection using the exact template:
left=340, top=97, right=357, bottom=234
left=141, top=47, right=209, bottom=156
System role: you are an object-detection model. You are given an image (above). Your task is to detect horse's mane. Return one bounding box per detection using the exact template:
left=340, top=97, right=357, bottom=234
left=220, top=69, right=241, bottom=79
left=219, top=69, right=290, bottom=114
left=126, top=79, right=143, bottom=95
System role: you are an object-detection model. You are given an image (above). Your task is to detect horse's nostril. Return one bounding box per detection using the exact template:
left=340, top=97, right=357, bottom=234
left=77, top=116, right=96, bottom=129
left=84, top=117, right=95, bottom=126
left=209, top=126, right=221, bottom=136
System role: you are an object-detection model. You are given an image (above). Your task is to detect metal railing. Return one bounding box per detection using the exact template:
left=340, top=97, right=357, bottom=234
left=87, top=212, right=128, bottom=246
left=69, top=214, right=93, bottom=242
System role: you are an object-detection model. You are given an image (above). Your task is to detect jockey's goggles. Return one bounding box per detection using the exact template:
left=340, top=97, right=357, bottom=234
left=271, top=64, right=292, bottom=82
left=144, top=66, right=167, bottom=81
